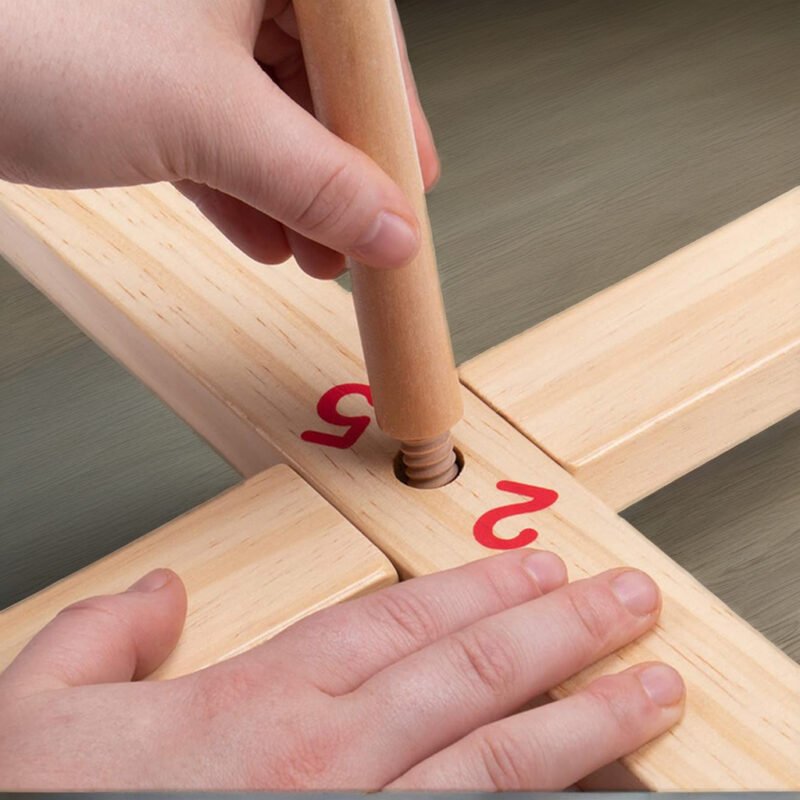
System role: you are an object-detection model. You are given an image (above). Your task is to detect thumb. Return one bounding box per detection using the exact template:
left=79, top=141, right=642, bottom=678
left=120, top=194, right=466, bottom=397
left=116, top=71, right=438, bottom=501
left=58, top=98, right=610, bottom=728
left=183, top=58, right=421, bottom=269
left=2, top=569, right=187, bottom=695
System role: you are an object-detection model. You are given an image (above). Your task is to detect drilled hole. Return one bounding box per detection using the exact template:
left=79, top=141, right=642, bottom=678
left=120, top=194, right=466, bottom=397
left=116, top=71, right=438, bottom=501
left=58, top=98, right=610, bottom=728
left=394, top=446, right=465, bottom=489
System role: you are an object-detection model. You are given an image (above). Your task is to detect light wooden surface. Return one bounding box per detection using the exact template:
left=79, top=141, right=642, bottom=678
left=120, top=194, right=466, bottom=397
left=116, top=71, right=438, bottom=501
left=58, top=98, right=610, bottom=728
left=406, top=2, right=798, bottom=641
left=3, top=0, right=799, bottom=652
left=0, top=259, right=241, bottom=609
left=405, top=0, right=798, bottom=653
left=295, top=0, right=462, bottom=456
left=461, top=189, right=800, bottom=509
left=1, top=183, right=797, bottom=789
left=0, top=207, right=282, bottom=482
left=0, top=465, right=397, bottom=680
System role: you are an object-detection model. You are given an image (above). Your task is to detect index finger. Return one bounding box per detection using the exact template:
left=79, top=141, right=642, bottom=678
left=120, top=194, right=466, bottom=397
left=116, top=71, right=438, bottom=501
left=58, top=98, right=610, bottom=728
left=246, top=550, right=567, bottom=696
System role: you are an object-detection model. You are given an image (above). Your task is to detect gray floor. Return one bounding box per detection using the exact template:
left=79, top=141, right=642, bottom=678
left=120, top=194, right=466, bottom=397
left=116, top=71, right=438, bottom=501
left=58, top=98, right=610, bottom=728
left=1, top=0, right=798, bottom=658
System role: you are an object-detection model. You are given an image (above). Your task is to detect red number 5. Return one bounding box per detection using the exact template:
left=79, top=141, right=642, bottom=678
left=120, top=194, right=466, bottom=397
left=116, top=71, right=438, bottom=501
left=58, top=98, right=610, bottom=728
left=301, top=383, right=373, bottom=449
left=473, top=480, right=559, bottom=550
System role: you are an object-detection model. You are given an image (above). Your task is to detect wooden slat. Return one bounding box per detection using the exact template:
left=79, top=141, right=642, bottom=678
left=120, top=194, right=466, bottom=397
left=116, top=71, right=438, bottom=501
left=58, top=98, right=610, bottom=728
left=461, top=189, right=800, bottom=510
left=0, top=465, right=397, bottom=679
left=0, top=182, right=798, bottom=789
left=0, top=194, right=284, bottom=478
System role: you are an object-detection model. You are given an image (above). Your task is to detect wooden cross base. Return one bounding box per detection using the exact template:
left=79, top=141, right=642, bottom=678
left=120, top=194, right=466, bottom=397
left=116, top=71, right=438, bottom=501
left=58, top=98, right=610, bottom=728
left=0, top=181, right=797, bottom=789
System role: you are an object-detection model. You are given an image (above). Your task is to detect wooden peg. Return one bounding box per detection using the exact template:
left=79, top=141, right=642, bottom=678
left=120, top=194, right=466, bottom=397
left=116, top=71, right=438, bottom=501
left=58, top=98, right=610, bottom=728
left=294, top=0, right=463, bottom=488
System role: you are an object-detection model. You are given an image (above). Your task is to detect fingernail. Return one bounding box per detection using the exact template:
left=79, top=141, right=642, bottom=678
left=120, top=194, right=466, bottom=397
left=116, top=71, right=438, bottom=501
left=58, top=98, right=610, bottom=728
left=522, top=551, right=568, bottom=593
left=353, top=211, right=419, bottom=267
left=424, top=159, right=442, bottom=192
left=638, top=663, right=685, bottom=707
left=611, top=570, right=659, bottom=616
left=127, top=568, right=172, bottom=593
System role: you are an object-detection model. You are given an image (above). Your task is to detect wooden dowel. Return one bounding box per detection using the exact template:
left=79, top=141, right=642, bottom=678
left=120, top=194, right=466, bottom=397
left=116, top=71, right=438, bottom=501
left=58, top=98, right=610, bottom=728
left=294, top=0, right=463, bottom=488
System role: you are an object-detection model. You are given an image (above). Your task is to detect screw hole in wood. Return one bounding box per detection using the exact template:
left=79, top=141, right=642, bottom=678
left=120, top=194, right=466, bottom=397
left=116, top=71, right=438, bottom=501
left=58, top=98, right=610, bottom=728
left=394, top=445, right=464, bottom=489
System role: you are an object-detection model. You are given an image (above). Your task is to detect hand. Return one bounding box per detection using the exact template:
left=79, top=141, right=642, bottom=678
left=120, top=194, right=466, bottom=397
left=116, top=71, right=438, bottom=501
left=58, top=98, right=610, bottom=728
left=0, top=0, right=437, bottom=278
left=0, top=550, right=684, bottom=790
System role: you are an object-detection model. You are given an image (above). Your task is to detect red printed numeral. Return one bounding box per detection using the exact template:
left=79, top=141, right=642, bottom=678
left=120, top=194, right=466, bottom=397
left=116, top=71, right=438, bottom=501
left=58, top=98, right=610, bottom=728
left=301, top=383, right=373, bottom=449
left=473, top=480, right=559, bottom=550
left=303, top=388, right=556, bottom=548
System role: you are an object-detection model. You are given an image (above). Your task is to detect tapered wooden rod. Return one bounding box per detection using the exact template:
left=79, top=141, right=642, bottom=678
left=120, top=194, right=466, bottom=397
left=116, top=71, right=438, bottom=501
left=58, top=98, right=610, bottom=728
left=294, top=0, right=463, bottom=488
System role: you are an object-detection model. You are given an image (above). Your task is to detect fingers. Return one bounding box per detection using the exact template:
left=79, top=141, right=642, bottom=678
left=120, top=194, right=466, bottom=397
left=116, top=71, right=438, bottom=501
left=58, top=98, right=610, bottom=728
left=389, top=663, right=685, bottom=790
left=175, top=182, right=291, bottom=265
left=246, top=550, right=567, bottom=695
left=346, top=568, right=662, bottom=778
left=282, top=227, right=346, bottom=278
left=179, top=55, right=420, bottom=270
left=174, top=181, right=344, bottom=278
left=1, top=569, right=187, bottom=695
left=190, top=6, right=438, bottom=276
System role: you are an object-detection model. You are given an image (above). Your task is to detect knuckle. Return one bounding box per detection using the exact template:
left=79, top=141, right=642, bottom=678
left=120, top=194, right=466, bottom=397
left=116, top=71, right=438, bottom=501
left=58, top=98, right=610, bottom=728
left=258, top=711, right=347, bottom=788
left=475, top=728, right=533, bottom=790
left=448, top=625, right=519, bottom=697
left=57, top=596, right=125, bottom=628
left=189, top=660, right=264, bottom=724
left=269, top=732, right=333, bottom=787
left=186, top=663, right=350, bottom=788
left=584, top=676, right=638, bottom=732
left=54, top=596, right=138, bottom=676
left=367, top=589, right=442, bottom=649
left=294, top=161, right=360, bottom=235
left=565, top=586, right=613, bottom=652
left=481, top=555, right=531, bottom=608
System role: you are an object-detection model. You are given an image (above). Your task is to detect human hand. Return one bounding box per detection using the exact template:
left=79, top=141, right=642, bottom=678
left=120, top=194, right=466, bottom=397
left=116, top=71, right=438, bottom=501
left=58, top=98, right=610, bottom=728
left=0, top=0, right=437, bottom=278
left=0, top=550, right=684, bottom=790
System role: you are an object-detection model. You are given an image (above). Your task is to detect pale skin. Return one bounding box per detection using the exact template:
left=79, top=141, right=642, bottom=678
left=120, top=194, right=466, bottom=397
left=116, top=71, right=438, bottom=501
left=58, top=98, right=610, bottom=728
left=0, top=0, right=686, bottom=790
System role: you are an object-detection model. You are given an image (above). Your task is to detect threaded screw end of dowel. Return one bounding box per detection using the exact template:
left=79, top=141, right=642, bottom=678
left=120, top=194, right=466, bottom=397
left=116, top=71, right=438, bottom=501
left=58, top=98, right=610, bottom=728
left=400, top=431, right=460, bottom=489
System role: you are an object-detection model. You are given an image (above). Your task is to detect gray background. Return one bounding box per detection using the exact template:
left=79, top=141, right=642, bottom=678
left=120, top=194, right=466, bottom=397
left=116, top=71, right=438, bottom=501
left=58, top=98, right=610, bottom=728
left=1, top=0, right=798, bottom=658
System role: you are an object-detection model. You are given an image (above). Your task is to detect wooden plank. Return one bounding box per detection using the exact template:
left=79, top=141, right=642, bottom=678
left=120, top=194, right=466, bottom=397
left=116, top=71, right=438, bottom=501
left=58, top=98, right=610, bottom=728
left=0, top=182, right=798, bottom=789
left=0, top=198, right=283, bottom=478
left=461, top=189, right=800, bottom=510
left=0, top=465, right=397, bottom=679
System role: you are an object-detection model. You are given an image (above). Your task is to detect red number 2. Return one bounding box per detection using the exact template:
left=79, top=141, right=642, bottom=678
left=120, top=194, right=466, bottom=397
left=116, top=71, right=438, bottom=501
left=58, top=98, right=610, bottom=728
left=473, top=480, right=559, bottom=550
left=301, top=383, right=373, bottom=449
left=303, top=385, right=557, bottom=548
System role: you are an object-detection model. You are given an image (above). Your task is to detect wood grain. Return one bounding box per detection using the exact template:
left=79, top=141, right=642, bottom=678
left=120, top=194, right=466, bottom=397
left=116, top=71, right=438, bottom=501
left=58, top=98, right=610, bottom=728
left=0, top=465, right=397, bottom=679
left=4, top=0, right=799, bottom=650
left=1, top=182, right=797, bottom=789
left=0, top=221, right=284, bottom=479
left=462, top=189, right=800, bottom=509
left=295, top=0, right=462, bottom=448
left=0, top=328, right=239, bottom=609
left=402, top=0, right=800, bottom=664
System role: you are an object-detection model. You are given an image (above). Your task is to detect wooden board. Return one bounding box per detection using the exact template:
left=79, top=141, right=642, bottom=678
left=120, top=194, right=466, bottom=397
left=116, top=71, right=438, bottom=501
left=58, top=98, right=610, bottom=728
left=0, top=182, right=798, bottom=789
left=0, top=465, right=397, bottom=679
left=0, top=200, right=284, bottom=479
left=461, top=189, right=800, bottom=510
